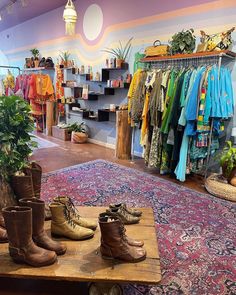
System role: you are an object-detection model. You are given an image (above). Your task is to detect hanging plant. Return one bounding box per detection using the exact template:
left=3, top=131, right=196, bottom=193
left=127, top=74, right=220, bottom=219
left=170, top=29, right=196, bottom=55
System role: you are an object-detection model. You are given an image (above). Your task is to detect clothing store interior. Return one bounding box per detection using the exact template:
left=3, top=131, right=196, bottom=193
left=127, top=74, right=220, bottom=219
left=0, top=1, right=235, bottom=295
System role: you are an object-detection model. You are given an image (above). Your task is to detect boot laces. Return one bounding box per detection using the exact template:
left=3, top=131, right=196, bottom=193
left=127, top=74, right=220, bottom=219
left=63, top=206, right=77, bottom=229
left=66, top=198, right=81, bottom=219
left=119, top=223, right=128, bottom=242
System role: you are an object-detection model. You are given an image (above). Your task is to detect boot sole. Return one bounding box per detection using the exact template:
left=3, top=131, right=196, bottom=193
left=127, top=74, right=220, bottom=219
left=101, top=254, right=146, bottom=263
left=51, top=232, right=94, bottom=241
left=12, top=255, right=57, bottom=267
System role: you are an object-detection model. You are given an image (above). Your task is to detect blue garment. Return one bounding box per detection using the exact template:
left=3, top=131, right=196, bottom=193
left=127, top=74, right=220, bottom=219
left=224, top=68, right=234, bottom=118
left=211, top=66, right=221, bottom=118
left=185, top=67, right=206, bottom=136
left=174, top=128, right=189, bottom=182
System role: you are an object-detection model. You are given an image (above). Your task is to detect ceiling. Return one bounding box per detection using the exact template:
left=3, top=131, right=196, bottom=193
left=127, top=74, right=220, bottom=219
left=0, top=0, right=67, bottom=32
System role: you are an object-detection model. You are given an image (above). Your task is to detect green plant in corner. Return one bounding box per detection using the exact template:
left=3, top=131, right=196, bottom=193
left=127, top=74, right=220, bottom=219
left=0, top=95, right=37, bottom=181
left=170, top=29, right=196, bottom=54
left=101, top=37, right=133, bottom=67
left=220, top=141, right=236, bottom=183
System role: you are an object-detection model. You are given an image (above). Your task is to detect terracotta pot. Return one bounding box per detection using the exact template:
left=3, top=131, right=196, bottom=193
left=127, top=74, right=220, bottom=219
left=116, top=59, right=124, bottom=68
left=71, top=131, right=88, bottom=143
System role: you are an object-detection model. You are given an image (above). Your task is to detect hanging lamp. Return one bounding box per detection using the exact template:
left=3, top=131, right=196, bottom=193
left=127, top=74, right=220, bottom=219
left=63, top=0, right=77, bottom=36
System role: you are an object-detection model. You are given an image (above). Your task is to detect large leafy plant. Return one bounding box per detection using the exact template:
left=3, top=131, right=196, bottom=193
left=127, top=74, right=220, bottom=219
left=102, top=37, right=133, bottom=60
left=67, top=122, right=88, bottom=134
left=220, top=141, right=236, bottom=178
left=0, top=96, right=36, bottom=180
left=170, top=29, right=196, bottom=54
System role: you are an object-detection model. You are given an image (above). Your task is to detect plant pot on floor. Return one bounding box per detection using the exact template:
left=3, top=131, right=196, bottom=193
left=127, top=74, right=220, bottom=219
left=71, top=131, right=88, bottom=143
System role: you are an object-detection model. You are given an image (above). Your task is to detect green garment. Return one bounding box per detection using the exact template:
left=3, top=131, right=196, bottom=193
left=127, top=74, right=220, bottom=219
left=133, top=52, right=145, bottom=73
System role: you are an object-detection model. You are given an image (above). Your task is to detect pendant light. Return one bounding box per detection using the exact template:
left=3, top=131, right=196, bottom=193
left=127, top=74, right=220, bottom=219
left=63, top=0, right=77, bottom=36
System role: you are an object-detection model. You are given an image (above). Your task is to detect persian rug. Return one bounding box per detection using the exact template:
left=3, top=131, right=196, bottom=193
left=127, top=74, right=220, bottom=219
left=41, top=160, right=236, bottom=295
left=31, top=134, right=58, bottom=150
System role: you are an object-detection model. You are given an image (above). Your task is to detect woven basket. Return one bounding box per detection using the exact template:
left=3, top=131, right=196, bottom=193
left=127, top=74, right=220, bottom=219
left=71, top=131, right=88, bottom=143
left=205, top=173, right=236, bottom=202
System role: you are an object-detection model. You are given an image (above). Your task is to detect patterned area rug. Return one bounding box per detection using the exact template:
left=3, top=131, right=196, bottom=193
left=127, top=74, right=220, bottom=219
left=41, top=160, right=236, bottom=295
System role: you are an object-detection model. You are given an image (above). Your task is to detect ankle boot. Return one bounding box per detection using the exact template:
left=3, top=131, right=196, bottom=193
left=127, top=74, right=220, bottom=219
left=106, top=207, right=140, bottom=225
left=10, top=170, right=35, bottom=201
left=50, top=202, right=94, bottom=240
left=109, top=203, right=142, bottom=217
left=99, top=215, right=146, bottom=262
left=99, top=213, right=144, bottom=247
left=19, top=198, right=66, bottom=255
left=2, top=206, right=57, bottom=267
left=53, top=196, right=97, bottom=230
left=0, top=214, right=8, bottom=243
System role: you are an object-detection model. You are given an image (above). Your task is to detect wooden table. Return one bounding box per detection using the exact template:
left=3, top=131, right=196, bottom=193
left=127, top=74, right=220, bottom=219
left=0, top=206, right=161, bottom=287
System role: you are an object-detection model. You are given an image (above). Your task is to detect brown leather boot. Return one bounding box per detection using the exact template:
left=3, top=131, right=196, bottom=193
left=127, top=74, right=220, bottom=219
left=109, top=203, right=142, bottom=217
left=0, top=214, right=8, bottom=243
left=99, top=213, right=144, bottom=247
left=30, top=163, right=42, bottom=198
left=19, top=198, right=66, bottom=255
left=99, top=215, right=146, bottom=262
left=2, top=206, right=57, bottom=267
left=106, top=207, right=140, bottom=225
left=10, top=170, right=35, bottom=201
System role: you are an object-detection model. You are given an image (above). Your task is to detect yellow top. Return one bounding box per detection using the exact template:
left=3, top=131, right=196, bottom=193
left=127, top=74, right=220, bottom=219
left=36, top=74, right=54, bottom=96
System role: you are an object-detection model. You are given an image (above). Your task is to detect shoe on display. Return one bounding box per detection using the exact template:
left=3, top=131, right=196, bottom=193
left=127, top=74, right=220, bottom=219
left=2, top=206, right=57, bottom=267
left=99, top=213, right=144, bottom=247
left=109, top=203, right=142, bottom=217
left=49, top=202, right=94, bottom=240
left=53, top=196, right=97, bottom=230
left=106, top=207, right=140, bottom=225
left=99, top=215, right=146, bottom=262
left=19, top=198, right=66, bottom=255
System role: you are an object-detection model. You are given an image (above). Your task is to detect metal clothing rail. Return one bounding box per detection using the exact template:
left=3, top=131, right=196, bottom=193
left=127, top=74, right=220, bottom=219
left=0, top=65, right=21, bottom=75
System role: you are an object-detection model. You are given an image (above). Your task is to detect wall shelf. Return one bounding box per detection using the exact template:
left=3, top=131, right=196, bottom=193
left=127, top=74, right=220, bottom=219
left=140, top=50, right=236, bottom=62
left=23, top=67, right=55, bottom=71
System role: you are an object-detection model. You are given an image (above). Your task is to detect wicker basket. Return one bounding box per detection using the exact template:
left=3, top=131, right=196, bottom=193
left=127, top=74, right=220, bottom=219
left=71, top=131, right=88, bottom=143
left=205, top=173, right=236, bottom=202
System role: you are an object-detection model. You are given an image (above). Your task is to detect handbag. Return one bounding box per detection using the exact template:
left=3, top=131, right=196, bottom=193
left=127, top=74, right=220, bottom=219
left=145, top=40, right=169, bottom=57
left=45, top=57, right=54, bottom=68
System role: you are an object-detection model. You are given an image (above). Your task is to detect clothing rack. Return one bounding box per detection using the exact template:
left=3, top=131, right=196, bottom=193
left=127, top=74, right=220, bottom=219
left=0, top=65, right=21, bottom=75
left=130, top=50, right=236, bottom=178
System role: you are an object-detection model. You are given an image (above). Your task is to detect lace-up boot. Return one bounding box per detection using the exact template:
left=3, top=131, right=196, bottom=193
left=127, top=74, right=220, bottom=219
left=2, top=206, right=57, bottom=267
left=99, top=213, right=144, bottom=247
left=53, top=196, right=97, bottom=230
left=19, top=198, right=66, bottom=255
left=109, top=203, right=142, bottom=217
left=49, top=202, right=94, bottom=240
left=106, top=207, right=140, bottom=225
left=99, top=215, right=146, bottom=262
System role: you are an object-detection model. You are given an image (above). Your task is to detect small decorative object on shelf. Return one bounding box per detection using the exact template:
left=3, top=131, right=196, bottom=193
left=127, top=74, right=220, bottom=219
left=169, top=28, right=196, bottom=54
left=59, top=51, right=72, bottom=68
left=102, top=37, right=133, bottom=68
left=30, top=48, right=40, bottom=68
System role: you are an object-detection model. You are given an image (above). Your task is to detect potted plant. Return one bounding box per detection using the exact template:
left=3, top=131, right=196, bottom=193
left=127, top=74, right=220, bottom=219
left=59, top=51, right=71, bottom=68
left=0, top=95, right=40, bottom=208
left=68, top=122, right=89, bottom=143
left=220, top=141, right=236, bottom=186
left=169, top=29, right=196, bottom=55
left=102, top=37, right=133, bottom=68
left=30, top=48, right=40, bottom=67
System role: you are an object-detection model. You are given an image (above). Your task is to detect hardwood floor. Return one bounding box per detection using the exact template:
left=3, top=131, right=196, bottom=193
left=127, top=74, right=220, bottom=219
left=31, top=132, right=206, bottom=194
left=0, top=132, right=207, bottom=295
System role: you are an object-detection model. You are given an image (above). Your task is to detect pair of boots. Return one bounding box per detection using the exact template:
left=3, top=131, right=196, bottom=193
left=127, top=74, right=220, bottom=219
left=99, top=213, right=146, bottom=263
left=106, top=203, right=142, bottom=225
left=2, top=198, right=66, bottom=267
left=10, top=162, right=51, bottom=220
left=50, top=196, right=97, bottom=240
